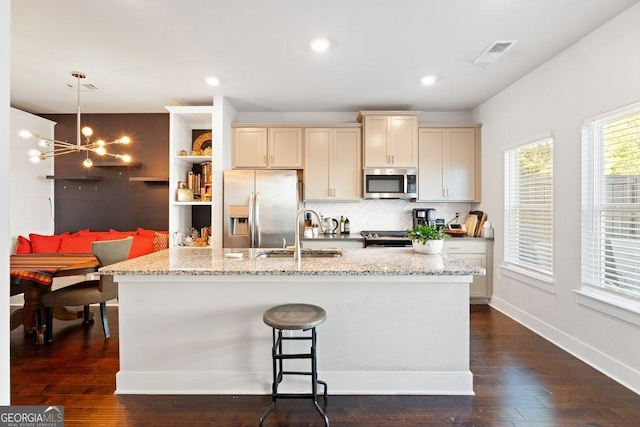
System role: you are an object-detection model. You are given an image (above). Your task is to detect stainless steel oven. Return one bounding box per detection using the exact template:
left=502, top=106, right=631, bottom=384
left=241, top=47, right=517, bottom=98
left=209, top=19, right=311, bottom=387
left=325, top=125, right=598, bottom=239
left=363, top=167, right=417, bottom=199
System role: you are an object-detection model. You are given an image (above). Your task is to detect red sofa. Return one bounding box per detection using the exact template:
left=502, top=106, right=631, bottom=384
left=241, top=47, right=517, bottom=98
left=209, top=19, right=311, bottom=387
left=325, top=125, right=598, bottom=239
left=15, top=228, right=169, bottom=259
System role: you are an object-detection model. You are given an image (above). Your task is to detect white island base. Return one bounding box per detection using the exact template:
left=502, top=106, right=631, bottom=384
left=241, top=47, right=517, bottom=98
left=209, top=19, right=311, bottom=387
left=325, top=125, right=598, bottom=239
left=114, top=274, right=473, bottom=396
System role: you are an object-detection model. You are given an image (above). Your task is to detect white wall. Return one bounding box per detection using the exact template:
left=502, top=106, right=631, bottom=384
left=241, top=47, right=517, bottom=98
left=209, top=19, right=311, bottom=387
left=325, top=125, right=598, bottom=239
left=10, top=108, right=55, bottom=240
left=1, top=0, right=10, bottom=405
left=213, top=96, right=238, bottom=247
left=9, top=109, right=55, bottom=305
left=473, top=3, right=640, bottom=393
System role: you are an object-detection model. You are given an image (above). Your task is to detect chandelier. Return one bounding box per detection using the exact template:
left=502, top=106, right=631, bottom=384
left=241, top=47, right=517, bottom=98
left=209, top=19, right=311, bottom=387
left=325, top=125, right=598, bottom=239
left=20, top=71, right=132, bottom=168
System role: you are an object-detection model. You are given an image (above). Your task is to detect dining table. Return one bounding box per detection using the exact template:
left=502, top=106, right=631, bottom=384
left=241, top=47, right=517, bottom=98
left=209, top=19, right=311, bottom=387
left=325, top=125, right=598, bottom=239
left=10, top=253, right=100, bottom=344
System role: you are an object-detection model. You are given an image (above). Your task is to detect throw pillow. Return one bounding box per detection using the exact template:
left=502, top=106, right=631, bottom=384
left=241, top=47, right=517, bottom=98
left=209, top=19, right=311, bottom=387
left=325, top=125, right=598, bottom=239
left=153, top=231, right=169, bottom=251
left=15, top=235, right=32, bottom=254
left=59, top=235, right=98, bottom=253
left=129, top=235, right=155, bottom=258
left=29, top=233, right=63, bottom=253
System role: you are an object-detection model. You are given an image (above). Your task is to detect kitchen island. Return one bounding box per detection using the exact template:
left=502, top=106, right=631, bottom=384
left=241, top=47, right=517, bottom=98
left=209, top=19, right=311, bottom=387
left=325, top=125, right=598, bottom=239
left=101, top=247, right=485, bottom=395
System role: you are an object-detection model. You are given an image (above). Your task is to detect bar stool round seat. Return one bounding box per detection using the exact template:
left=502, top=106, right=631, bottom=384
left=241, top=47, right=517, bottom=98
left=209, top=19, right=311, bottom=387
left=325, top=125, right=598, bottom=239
left=260, top=303, right=329, bottom=427
left=263, top=303, right=327, bottom=330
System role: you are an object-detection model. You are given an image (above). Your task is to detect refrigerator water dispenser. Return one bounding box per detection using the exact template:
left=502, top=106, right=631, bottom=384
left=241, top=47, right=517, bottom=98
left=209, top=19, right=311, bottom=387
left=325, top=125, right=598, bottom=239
left=228, top=205, right=249, bottom=236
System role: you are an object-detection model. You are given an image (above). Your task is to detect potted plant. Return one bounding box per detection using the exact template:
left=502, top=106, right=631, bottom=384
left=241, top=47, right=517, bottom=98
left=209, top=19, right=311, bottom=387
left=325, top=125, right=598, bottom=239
left=405, top=224, right=449, bottom=254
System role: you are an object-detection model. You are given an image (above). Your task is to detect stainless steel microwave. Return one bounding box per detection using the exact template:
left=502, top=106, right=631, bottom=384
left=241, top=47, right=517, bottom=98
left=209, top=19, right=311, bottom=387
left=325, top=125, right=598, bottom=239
left=363, top=167, right=417, bottom=199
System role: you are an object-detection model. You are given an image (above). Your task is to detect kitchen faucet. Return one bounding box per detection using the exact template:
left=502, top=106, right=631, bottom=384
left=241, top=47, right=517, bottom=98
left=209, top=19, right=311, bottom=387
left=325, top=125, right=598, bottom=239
left=294, top=208, right=324, bottom=265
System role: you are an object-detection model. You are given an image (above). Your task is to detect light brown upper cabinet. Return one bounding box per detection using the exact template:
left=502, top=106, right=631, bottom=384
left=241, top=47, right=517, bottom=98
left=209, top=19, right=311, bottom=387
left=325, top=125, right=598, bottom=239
left=418, top=126, right=481, bottom=202
left=304, top=127, right=362, bottom=201
left=358, top=111, right=420, bottom=167
left=232, top=127, right=303, bottom=169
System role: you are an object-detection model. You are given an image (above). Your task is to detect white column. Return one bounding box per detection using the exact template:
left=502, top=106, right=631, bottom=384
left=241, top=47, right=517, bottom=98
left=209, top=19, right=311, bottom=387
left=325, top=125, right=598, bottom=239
left=1, top=0, right=11, bottom=405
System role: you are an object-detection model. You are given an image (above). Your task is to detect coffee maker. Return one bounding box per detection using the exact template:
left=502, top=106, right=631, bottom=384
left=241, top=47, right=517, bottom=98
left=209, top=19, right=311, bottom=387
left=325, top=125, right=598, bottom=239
left=413, top=208, right=436, bottom=227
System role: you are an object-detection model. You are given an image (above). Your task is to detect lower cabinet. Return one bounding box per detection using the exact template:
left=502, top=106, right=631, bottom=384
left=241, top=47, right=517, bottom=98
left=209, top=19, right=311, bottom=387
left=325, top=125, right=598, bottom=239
left=443, top=239, right=492, bottom=303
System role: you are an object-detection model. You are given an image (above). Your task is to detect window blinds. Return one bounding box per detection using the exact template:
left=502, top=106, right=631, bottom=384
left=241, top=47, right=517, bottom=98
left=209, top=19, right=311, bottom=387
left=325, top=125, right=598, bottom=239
left=582, top=104, right=640, bottom=298
left=504, top=138, right=553, bottom=277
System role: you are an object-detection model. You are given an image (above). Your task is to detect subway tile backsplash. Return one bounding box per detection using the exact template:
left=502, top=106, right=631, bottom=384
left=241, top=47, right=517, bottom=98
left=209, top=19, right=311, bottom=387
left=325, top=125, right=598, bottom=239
left=304, top=200, right=471, bottom=232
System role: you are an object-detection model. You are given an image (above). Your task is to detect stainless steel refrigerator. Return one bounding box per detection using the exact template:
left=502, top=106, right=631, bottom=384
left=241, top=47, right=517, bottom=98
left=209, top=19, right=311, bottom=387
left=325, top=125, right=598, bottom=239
left=223, top=169, right=299, bottom=248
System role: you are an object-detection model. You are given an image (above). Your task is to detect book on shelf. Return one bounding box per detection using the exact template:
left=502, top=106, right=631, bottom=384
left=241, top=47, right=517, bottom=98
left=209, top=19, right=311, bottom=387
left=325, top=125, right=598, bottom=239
left=186, top=161, right=213, bottom=200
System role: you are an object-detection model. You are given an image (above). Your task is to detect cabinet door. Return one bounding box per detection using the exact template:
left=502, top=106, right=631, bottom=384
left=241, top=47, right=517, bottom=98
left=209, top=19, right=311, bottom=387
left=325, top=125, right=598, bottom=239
left=269, top=128, right=303, bottom=168
left=363, top=116, right=390, bottom=167
left=304, top=129, right=331, bottom=200
left=457, top=254, right=487, bottom=299
left=444, top=240, right=488, bottom=300
left=390, top=115, right=418, bottom=167
left=418, top=128, right=447, bottom=201
left=332, top=128, right=362, bottom=200
left=448, top=128, right=475, bottom=200
left=233, top=128, right=268, bottom=168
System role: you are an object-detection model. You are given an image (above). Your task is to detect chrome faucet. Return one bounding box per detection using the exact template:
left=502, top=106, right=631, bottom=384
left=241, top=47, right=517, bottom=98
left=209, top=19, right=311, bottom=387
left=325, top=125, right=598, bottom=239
left=294, top=208, right=324, bottom=264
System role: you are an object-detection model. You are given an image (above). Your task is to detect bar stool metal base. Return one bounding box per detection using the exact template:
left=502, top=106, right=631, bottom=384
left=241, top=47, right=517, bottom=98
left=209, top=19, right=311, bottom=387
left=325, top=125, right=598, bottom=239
left=259, top=326, right=329, bottom=426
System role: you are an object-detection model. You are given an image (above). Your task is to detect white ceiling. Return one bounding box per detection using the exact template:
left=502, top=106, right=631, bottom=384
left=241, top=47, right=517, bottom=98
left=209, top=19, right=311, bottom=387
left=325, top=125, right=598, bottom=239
left=10, top=0, right=640, bottom=114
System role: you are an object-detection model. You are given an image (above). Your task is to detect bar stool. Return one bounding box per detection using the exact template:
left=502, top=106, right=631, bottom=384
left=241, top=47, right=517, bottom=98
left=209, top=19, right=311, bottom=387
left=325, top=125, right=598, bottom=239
left=260, top=303, right=329, bottom=426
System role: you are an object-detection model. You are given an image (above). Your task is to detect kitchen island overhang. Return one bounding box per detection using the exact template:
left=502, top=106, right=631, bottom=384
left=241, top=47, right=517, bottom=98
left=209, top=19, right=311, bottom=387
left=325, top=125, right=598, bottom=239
left=102, top=248, right=485, bottom=396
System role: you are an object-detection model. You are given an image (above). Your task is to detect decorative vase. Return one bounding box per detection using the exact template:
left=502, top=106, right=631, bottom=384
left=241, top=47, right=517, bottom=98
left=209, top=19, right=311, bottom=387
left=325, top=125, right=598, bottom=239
left=412, top=239, right=444, bottom=254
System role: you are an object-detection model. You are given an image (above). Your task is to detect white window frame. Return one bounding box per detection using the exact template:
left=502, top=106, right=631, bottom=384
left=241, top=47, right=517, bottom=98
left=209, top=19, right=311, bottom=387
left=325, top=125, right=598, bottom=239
left=501, top=131, right=554, bottom=289
left=579, top=101, right=640, bottom=325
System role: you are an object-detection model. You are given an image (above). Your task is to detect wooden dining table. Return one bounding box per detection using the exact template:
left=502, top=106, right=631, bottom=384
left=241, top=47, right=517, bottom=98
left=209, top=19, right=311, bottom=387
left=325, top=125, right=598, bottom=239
left=10, top=253, right=100, bottom=344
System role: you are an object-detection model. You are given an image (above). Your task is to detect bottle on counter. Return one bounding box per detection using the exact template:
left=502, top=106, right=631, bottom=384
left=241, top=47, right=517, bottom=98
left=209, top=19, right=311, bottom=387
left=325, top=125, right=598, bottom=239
left=344, top=217, right=350, bottom=234
left=312, top=223, right=319, bottom=237
left=305, top=213, right=312, bottom=227
left=339, top=216, right=345, bottom=234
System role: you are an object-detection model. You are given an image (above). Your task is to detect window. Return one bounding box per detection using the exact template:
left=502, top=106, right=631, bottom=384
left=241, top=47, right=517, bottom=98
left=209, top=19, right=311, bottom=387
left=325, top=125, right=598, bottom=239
left=582, top=103, right=640, bottom=299
left=504, top=134, right=554, bottom=280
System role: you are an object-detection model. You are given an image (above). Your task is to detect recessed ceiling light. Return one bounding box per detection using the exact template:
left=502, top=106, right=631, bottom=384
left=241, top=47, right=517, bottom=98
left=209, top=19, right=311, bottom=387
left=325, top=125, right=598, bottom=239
left=204, top=76, right=220, bottom=86
left=309, top=38, right=331, bottom=52
left=421, top=75, right=437, bottom=85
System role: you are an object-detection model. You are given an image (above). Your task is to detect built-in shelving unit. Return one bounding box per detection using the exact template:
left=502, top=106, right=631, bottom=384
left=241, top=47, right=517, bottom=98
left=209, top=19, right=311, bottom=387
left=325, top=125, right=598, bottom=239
left=167, top=105, right=215, bottom=247
left=174, top=155, right=212, bottom=165
left=46, top=175, right=103, bottom=181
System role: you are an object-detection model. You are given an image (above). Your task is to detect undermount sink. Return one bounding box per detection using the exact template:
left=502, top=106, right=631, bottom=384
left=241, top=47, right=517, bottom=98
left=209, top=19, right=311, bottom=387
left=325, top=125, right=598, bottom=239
left=256, top=249, right=343, bottom=258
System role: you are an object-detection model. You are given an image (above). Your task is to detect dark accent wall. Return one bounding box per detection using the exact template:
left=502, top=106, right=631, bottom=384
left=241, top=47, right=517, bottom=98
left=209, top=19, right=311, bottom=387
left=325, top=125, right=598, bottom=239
left=44, top=113, right=169, bottom=234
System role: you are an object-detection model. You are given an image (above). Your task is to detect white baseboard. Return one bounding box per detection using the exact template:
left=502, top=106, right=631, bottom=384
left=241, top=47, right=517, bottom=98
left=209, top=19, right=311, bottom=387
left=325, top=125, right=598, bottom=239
left=490, top=296, right=640, bottom=395
left=115, top=370, right=474, bottom=395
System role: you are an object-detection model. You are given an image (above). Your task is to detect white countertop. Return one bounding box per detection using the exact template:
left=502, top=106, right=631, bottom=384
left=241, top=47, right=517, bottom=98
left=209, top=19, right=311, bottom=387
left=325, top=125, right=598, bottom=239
left=100, top=247, right=486, bottom=277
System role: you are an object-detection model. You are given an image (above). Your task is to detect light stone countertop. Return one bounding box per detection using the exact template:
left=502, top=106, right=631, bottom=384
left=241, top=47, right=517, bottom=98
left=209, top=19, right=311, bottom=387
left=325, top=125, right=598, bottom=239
left=100, top=247, right=486, bottom=277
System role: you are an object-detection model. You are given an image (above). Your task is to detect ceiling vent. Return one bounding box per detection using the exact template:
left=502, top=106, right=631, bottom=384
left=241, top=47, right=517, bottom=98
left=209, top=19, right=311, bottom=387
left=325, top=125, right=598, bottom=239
left=473, top=40, right=518, bottom=67
left=67, top=83, right=101, bottom=91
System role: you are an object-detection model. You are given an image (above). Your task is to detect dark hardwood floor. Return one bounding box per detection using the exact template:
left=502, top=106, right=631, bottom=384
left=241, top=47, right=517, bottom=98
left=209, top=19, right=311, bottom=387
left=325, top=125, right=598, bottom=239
left=10, top=305, right=640, bottom=426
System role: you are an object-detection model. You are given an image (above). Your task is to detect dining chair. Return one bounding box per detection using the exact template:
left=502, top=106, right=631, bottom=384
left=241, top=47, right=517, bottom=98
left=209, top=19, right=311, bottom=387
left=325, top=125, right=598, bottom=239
left=43, top=237, right=133, bottom=342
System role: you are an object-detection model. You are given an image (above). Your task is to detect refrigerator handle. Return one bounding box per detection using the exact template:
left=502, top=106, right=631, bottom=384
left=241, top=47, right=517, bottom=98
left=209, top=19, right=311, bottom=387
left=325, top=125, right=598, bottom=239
left=255, top=192, right=261, bottom=248
left=248, top=192, right=254, bottom=248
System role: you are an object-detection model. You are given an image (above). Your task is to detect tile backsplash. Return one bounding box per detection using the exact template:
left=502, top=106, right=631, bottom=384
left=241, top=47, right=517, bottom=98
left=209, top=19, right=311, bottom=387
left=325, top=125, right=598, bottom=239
left=304, top=199, right=471, bottom=232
